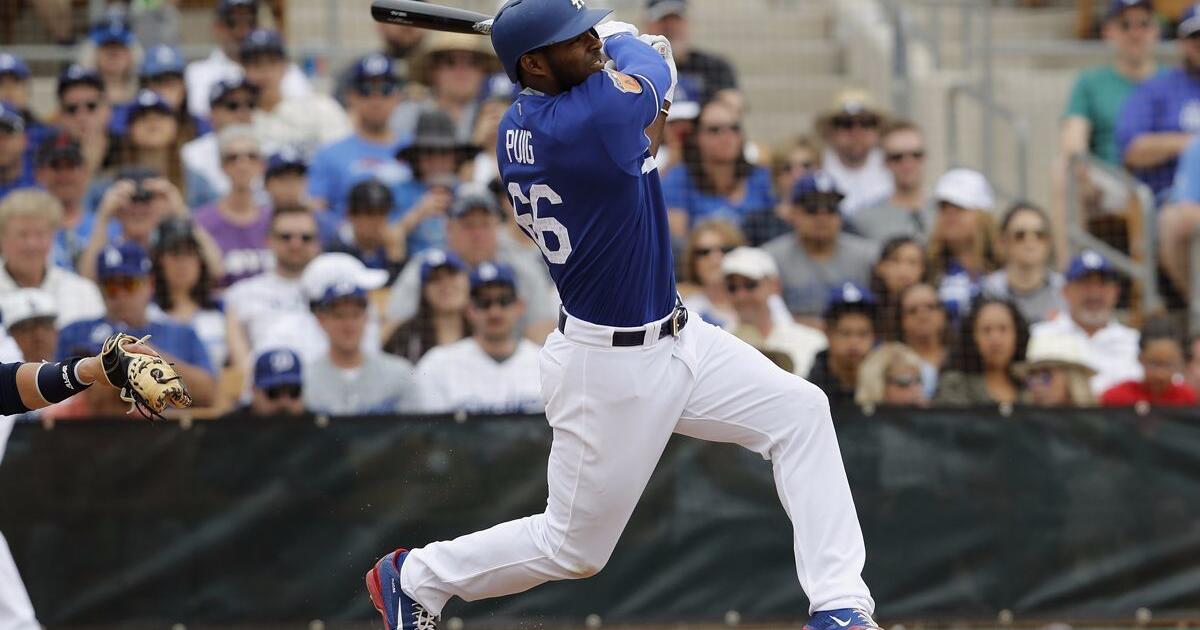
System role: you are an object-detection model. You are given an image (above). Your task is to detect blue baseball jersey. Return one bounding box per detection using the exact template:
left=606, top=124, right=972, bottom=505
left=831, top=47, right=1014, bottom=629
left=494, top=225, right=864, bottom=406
left=1115, top=67, right=1200, bottom=202
left=496, top=35, right=675, bottom=328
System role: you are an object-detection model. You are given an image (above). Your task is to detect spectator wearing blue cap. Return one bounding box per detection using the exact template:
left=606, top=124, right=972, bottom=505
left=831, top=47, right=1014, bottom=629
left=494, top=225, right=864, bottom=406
left=0, top=53, right=51, bottom=163
left=83, top=15, right=140, bottom=105
left=182, top=77, right=258, bottom=198
left=308, top=53, right=412, bottom=217
left=762, top=171, right=878, bottom=326
left=34, top=131, right=112, bottom=269
left=333, top=16, right=428, bottom=105
left=328, top=179, right=405, bottom=282
left=385, top=186, right=558, bottom=341
left=55, top=64, right=114, bottom=174
left=0, top=102, right=35, bottom=199
left=661, top=99, right=774, bottom=241
left=56, top=242, right=216, bottom=407
left=806, top=283, right=878, bottom=405
left=240, top=29, right=351, bottom=154
left=1029, top=249, right=1142, bottom=394
left=383, top=248, right=471, bottom=363
left=240, top=349, right=307, bottom=417
left=415, top=261, right=542, bottom=414
left=184, top=0, right=313, bottom=118
left=301, top=252, right=417, bottom=415
left=1116, top=1, right=1200, bottom=202
left=109, top=45, right=211, bottom=142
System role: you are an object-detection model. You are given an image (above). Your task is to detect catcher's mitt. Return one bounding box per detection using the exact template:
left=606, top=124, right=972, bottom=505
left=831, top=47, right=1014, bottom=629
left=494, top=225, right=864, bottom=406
left=100, top=333, right=193, bottom=418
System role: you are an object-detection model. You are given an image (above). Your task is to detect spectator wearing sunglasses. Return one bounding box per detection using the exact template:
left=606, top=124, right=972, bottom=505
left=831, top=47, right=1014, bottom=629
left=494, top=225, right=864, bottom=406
left=934, top=297, right=1029, bottom=406
left=807, top=283, right=878, bottom=405
left=399, top=32, right=503, bottom=142
left=1116, top=2, right=1200, bottom=203
left=0, top=102, right=34, bottom=200
left=850, top=120, right=933, bottom=246
left=36, top=132, right=109, bottom=270
left=244, top=348, right=307, bottom=417
left=981, top=203, right=1066, bottom=325
left=54, top=65, right=114, bottom=176
left=763, top=171, right=878, bottom=327
left=109, top=45, right=210, bottom=143
left=815, top=89, right=892, bottom=216
left=662, top=99, right=774, bottom=241
left=308, top=54, right=412, bottom=217
left=415, top=262, right=542, bottom=414
left=184, top=0, right=312, bottom=118
left=1016, top=335, right=1098, bottom=407
left=56, top=242, right=216, bottom=406
left=722, top=247, right=826, bottom=378
left=302, top=253, right=417, bottom=415
left=194, top=126, right=273, bottom=287
left=927, top=168, right=1000, bottom=317
left=854, top=343, right=928, bottom=407
left=183, top=78, right=258, bottom=197
left=679, top=219, right=746, bottom=328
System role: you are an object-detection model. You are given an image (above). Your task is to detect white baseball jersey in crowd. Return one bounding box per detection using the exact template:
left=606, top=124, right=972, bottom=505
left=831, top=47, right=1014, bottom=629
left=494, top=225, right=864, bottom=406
left=415, top=338, right=543, bottom=414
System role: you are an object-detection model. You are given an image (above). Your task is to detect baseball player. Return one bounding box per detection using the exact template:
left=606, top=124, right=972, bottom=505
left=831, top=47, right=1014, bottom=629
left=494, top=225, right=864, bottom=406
left=366, top=2, right=879, bottom=629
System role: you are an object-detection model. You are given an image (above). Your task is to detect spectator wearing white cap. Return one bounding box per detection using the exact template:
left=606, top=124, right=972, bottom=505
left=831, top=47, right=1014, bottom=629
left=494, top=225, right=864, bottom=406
left=416, top=262, right=542, bottom=414
left=302, top=252, right=418, bottom=415
left=927, top=168, right=1000, bottom=317
left=0, top=288, right=58, bottom=362
left=1029, top=250, right=1141, bottom=394
left=0, top=190, right=105, bottom=328
left=815, top=89, right=892, bottom=216
left=722, top=247, right=826, bottom=378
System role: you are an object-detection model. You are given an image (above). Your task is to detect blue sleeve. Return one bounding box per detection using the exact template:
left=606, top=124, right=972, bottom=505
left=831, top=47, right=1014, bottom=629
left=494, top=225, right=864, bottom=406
left=1175, top=136, right=1200, bottom=203
left=603, top=34, right=671, bottom=119
left=746, top=167, right=776, bottom=211
left=662, top=166, right=691, bottom=210
left=307, top=145, right=336, bottom=205
left=177, top=326, right=214, bottom=374
left=55, top=324, right=86, bottom=361
left=1116, top=81, right=1156, bottom=163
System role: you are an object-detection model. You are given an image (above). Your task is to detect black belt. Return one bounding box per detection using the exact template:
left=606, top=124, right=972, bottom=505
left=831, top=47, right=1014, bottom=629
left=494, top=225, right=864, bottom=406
left=557, top=305, right=689, bottom=347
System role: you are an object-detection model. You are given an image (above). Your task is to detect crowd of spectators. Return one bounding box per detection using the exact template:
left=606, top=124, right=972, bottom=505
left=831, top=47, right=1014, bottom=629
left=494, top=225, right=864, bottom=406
left=0, top=0, right=1199, bottom=420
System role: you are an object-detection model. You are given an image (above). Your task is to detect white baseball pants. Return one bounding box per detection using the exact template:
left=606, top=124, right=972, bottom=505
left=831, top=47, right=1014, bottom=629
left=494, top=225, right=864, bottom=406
left=402, top=315, right=873, bottom=616
left=0, top=532, right=38, bottom=630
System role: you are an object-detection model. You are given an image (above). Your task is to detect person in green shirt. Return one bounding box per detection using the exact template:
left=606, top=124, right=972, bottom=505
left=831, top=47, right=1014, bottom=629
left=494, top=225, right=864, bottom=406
left=1061, top=0, right=1161, bottom=165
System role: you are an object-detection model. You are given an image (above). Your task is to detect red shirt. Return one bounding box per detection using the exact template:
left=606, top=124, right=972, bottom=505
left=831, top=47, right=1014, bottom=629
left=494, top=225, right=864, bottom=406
left=1100, top=380, right=1199, bottom=407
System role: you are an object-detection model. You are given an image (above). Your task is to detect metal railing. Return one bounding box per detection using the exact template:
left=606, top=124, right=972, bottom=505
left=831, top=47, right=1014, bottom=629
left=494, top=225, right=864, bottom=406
left=1064, top=153, right=1162, bottom=318
left=945, top=80, right=1030, bottom=201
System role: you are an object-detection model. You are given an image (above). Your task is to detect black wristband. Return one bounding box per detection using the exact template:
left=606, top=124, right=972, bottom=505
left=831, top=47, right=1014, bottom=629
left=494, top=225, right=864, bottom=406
left=35, top=357, right=92, bottom=404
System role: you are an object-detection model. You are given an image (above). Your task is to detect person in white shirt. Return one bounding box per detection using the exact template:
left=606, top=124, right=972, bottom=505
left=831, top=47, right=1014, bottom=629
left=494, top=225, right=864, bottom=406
left=0, top=190, right=104, bottom=328
left=1029, top=249, right=1141, bottom=395
left=721, top=247, right=827, bottom=378
left=183, top=0, right=311, bottom=118
left=301, top=253, right=418, bottom=415
left=416, top=261, right=542, bottom=414
left=239, top=29, right=350, bottom=155
left=816, top=89, right=892, bottom=217
left=181, top=77, right=257, bottom=198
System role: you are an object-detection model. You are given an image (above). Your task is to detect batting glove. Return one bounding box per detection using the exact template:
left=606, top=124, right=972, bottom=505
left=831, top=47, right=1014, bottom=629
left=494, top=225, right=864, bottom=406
left=595, top=20, right=639, bottom=43
left=637, top=34, right=677, bottom=103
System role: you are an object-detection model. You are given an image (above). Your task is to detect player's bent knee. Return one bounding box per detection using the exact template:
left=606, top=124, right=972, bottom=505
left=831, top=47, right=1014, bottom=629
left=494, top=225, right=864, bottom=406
left=547, top=546, right=609, bottom=579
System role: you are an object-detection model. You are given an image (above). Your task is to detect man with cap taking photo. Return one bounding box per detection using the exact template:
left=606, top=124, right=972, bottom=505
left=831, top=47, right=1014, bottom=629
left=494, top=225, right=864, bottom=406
left=722, top=246, right=827, bottom=378
left=415, top=261, right=542, bottom=414
left=185, top=0, right=312, bottom=118
left=234, top=348, right=308, bottom=417
left=1029, top=249, right=1141, bottom=394
left=56, top=242, right=216, bottom=407
left=642, top=0, right=740, bottom=110
left=806, top=282, right=878, bottom=405
left=309, top=53, right=412, bottom=216
left=329, top=178, right=406, bottom=282
left=240, top=29, right=350, bottom=154
left=0, top=102, right=34, bottom=200
left=1116, top=1, right=1200, bottom=203
left=762, top=171, right=878, bottom=326
left=302, top=252, right=418, bottom=415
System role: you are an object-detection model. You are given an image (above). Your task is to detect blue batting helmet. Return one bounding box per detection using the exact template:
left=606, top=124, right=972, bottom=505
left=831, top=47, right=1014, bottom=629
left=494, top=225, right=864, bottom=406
left=491, top=0, right=612, bottom=84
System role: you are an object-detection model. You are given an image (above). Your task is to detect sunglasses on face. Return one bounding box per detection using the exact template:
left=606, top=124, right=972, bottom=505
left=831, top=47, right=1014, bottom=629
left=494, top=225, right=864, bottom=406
left=832, top=115, right=879, bottom=130
left=1117, top=18, right=1153, bottom=31
left=1009, top=228, right=1047, bottom=242
left=355, top=82, right=399, bottom=97
left=695, top=245, right=735, bottom=258
left=265, top=384, right=301, bottom=400
left=273, top=231, right=315, bottom=243
left=725, top=278, right=760, bottom=293
left=216, top=99, right=255, bottom=112
left=1026, top=368, right=1054, bottom=386
left=701, top=123, right=741, bottom=135
left=222, top=151, right=261, bottom=164
left=800, top=204, right=838, bottom=216
left=101, top=276, right=147, bottom=293
left=63, top=100, right=100, bottom=115
left=790, top=160, right=815, bottom=171
left=886, top=374, right=920, bottom=388
left=45, top=158, right=83, bottom=171
left=472, top=293, right=516, bottom=310
left=885, top=150, right=925, bottom=163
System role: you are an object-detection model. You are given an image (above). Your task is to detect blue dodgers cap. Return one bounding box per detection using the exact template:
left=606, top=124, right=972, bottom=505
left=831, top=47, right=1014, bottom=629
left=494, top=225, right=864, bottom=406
left=0, top=53, right=30, bottom=80
left=241, top=29, right=287, bottom=58
left=1180, top=3, right=1200, bottom=36
left=823, top=282, right=877, bottom=319
left=448, top=186, right=501, bottom=219
left=491, top=0, right=613, bottom=83
left=419, top=248, right=467, bottom=283
left=1066, top=249, right=1119, bottom=282
left=1107, top=0, right=1153, bottom=19
left=0, top=102, right=24, bottom=133
left=469, top=261, right=517, bottom=291
left=265, top=147, right=307, bottom=177
left=253, top=348, right=302, bottom=389
left=89, top=17, right=134, bottom=46
left=97, top=242, right=152, bottom=280
left=141, top=45, right=186, bottom=78
left=351, top=53, right=399, bottom=85
left=645, top=0, right=688, bottom=21
left=217, top=0, right=258, bottom=16
left=57, top=64, right=104, bottom=97
left=791, top=170, right=845, bottom=204
left=209, top=76, right=255, bottom=106
left=128, top=89, right=173, bottom=118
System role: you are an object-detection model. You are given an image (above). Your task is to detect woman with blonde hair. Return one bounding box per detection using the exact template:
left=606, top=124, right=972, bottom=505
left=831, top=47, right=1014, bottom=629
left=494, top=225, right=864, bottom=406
left=927, top=168, right=1000, bottom=316
left=1017, top=335, right=1098, bottom=407
left=679, top=219, right=747, bottom=328
left=855, top=342, right=928, bottom=407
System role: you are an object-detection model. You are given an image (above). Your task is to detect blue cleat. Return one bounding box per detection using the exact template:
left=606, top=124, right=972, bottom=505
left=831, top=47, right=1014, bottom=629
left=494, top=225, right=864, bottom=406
left=803, top=608, right=881, bottom=630
left=365, top=548, right=441, bottom=630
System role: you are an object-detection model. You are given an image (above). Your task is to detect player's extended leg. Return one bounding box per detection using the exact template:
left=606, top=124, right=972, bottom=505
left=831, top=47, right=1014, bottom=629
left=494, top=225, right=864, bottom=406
left=673, top=319, right=875, bottom=617
left=0, top=531, right=39, bottom=630
left=396, top=332, right=694, bottom=616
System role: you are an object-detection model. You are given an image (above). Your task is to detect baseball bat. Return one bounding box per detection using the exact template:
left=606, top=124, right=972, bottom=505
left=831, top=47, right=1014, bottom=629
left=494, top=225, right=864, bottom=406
left=370, top=0, right=494, bottom=36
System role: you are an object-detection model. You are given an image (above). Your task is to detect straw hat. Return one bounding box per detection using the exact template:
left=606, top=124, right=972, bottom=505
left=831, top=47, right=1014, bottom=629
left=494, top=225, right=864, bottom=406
left=409, top=32, right=501, bottom=86
left=1014, top=335, right=1096, bottom=378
